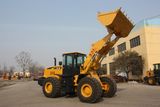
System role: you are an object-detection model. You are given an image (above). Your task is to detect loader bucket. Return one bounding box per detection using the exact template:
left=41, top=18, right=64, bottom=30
left=98, top=8, right=134, bottom=37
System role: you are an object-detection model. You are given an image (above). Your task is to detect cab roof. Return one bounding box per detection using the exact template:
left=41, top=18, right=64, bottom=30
left=63, top=52, right=86, bottom=56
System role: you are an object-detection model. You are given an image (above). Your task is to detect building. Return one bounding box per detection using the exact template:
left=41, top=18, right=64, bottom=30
left=102, top=16, right=160, bottom=80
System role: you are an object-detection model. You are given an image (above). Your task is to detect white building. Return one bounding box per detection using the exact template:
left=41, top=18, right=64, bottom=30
left=102, top=16, right=160, bottom=80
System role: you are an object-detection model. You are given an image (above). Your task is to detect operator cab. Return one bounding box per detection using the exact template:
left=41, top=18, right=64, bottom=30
left=153, top=63, right=160, bottom=70
left=62, top=52, right=86, bottom=76
left=62, top=52, right=86, bottom=95
left=153, top=63, right=160, bottom=77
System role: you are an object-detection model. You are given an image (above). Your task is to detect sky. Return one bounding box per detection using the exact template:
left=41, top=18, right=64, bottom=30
left=0, top=0, right=160, bottom=70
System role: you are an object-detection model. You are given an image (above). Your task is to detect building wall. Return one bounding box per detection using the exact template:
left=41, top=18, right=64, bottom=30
left=145, top=26, right=160, bottom=70
left=102, top=17, right=160, bottom=80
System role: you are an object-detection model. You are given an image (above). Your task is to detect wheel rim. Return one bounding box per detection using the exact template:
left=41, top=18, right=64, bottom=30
left=81, top=84, right=92, bottom=97
left=102, top=82, right=110, bottom=92
left=45, top=82, right=53, bottom=93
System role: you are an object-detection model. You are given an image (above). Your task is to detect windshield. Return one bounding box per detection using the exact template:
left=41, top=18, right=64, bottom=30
left=63, top=54, right=86, bottom=67
left=63, top=55, right=72, bottom=66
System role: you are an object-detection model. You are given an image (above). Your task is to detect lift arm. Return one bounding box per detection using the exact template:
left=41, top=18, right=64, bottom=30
left=81, top=8, right=134, bottom=74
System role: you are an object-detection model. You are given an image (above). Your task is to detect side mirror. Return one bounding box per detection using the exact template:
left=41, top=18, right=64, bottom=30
left=59, top=61, right=62, bottom=66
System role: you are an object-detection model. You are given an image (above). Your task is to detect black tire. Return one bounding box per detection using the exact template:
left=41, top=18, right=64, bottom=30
left=42, top=77, right=61, bottom=98
left=143, top=76, right=148, bottom=84
left=148, top=77, right=156, bottom=85
left=100, top=77, right=117, bottom=98
left=77, top=77, right=102, bottom=103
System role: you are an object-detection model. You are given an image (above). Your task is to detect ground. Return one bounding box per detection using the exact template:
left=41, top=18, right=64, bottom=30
left=0, top=80, right=160, bottom=107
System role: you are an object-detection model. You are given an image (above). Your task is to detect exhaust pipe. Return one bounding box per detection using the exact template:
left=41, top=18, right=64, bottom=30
left=54, top=57, right=56, bottom=66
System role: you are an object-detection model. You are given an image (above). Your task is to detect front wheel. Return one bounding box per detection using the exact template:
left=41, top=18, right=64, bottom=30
left=42, top=77, right=61, bottom=98
left=100, top=77, right=117, bottom=98
left=77, top=77, right=102, bottom=103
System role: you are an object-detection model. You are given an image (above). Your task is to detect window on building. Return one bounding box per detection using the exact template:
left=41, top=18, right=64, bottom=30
left=109, top=48, right=115, bottom=56
left=117, top=42, right=126, bottom=53
left=130, top=36, right=141, bottom=48
left=109, top=62, right=115, bottom=74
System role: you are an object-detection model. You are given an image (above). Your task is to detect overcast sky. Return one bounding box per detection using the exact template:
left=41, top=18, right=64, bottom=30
left=0, top=0, right=160, bottom=70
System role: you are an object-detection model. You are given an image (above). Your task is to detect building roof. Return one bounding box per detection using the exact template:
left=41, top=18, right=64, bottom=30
left=131, top=15, right=160, bottom=32
left=144, top=15, right=160, bottom=26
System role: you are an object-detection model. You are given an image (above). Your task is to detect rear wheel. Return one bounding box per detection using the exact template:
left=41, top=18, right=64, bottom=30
left=100, top=77, right=117, bottom=98
left=42, top=77, right=61, bottom=98
left=77, top=77, right=102, bottom=103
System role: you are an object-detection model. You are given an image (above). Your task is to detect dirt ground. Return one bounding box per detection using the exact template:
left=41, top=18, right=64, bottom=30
left=0, top=80, right=160, bottom=107
left=0, top=79, right=31, bottom=88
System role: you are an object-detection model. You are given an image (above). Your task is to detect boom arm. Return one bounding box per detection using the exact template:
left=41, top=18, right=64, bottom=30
left=81, top=8, right=133, bottom=74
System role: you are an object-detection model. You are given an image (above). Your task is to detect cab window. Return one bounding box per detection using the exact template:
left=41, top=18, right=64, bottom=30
left=66, top=55, right=72, bottom=66
left=63, top=55, right=73, bottom=66
left=77, top=56, right=84, bottom=65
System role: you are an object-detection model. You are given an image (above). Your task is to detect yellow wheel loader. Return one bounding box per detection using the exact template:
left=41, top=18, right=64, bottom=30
left=38, top=8, right=133, bottom=103
left=144, top=63, right=160, bottom=85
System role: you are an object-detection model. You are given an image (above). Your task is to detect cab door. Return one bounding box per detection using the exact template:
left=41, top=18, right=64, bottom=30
left=62, top=54, right=76, bottom=95
left=63, top=54, right=84, bottom=76
left=63, top=54, right=75, bottom=76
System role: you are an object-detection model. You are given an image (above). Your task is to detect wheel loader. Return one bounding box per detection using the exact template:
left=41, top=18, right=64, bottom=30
left=144, top=63, right=160, bottom=85
left=38, top=8, right=133, bottom=103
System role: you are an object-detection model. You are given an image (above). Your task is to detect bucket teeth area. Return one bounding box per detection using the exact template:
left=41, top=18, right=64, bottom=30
left=98, top=8, right=134, bottom=38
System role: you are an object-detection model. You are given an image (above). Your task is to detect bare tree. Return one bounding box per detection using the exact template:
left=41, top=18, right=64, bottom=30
left=15, top=51, right=32, bottom=72
left=29, top=62, right=44, bottom=74
left=29, top=62, right=44, bottom=79
left=9, top=66, right=15, bottom=75
left=3, top=64, right=7, bottom=73
left=113, top=51, right=144, bottom=80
